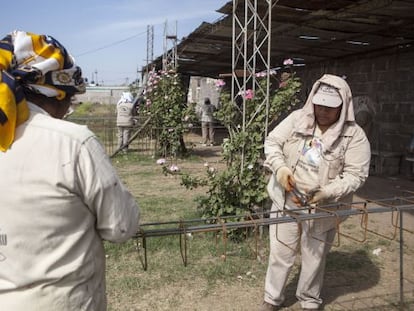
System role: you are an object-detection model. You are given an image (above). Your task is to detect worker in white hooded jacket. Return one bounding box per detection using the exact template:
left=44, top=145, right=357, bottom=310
left=116, top=91, right=138, bottom=152
left=261, top=74, right=371, bottom=311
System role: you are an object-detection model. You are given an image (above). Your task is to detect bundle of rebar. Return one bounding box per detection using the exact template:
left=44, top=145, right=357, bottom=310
left=134, top=196, right=414, bottom=239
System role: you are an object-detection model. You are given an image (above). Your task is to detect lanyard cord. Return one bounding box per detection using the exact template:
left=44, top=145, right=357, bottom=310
left=282, top=126, right=315, bottom=210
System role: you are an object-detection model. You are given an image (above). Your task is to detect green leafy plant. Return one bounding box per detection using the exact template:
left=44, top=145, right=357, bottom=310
left=140, top=68, right=192, bottom=157
left=181, top=66, right=302, bottom=240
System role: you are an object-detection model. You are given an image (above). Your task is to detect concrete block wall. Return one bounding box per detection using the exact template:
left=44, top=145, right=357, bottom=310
left=295, top=46, right=414, bottom=176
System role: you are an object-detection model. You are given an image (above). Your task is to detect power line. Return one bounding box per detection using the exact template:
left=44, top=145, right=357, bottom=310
left=75, top=30, right=147, bottom=57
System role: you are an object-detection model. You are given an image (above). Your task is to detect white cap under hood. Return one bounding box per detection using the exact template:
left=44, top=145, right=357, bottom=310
left=294, top=74, right=355, bottom=151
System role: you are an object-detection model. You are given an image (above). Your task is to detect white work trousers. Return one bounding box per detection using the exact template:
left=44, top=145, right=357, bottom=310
left=117, top=126, right=131, bottom=149
left=264, top=213, right=336, bottom=309
left=201, top=121, right=215, bottom=144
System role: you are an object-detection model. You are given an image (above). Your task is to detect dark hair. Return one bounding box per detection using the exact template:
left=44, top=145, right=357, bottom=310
left=204, top=97, right=211, bottom=104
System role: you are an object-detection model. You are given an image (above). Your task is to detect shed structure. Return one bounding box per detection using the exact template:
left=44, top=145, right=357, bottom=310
left=144, top=0, right=414, bottom=176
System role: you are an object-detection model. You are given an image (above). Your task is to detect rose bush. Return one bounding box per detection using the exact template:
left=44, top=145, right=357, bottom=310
left=141, top=68, right=191, bottom=157
left=181, top=67, right=302, bottom=239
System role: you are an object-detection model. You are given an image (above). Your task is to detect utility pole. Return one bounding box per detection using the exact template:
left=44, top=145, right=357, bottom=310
left=141, top=24, right=154, bottom=87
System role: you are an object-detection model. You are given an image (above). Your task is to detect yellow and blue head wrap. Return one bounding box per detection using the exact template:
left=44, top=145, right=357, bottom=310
left=0, top=30, right=86, bottom=151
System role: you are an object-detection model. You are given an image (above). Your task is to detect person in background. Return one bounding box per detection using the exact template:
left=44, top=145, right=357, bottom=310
left=116, top=91, right=137, bottom=152
left=261, top=74, right=371, bottom=311
left=0, top=30, right=139, bottom=311
left=198, top=97, right=216, bottom=146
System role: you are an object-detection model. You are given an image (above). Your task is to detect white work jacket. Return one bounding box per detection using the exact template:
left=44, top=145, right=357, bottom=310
left=0, top=103, right=139, bottom=310
left=264, top=74, right=371, bottom=233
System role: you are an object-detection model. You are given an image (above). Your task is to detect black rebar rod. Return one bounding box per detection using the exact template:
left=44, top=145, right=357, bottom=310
left=400, top=210, right=404, bottom=310
left=134, top=198, right=414, bottom=238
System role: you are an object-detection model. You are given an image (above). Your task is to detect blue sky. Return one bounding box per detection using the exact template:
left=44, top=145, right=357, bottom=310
left=1, top=0, right=226, bottom=85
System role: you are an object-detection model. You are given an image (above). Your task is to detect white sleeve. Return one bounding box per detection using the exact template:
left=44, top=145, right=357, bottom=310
left=263, top=112, right=295, bottom=173
left=323, top=126, right=371, bottom=201
left=75, top=136, right=139, bottom=242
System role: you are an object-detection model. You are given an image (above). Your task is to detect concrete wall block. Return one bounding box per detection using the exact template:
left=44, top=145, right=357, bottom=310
left=380, top=103, right=397, bottom=113
left=383, top=157, right=402, bottom=176
left=369, top=82, right=386, bottom=94
left=373, top=59, right=389, bottom=72
left=403, top=114, right=414, bottom=126
left=382, top=113, right=404, bottom=123
left=375, top=71, right=388, bottom=82
left=400, top=159, right=414, bottom=177
left=351, top=83, right=369, bottom=94
left=399, top=103, right=413, bottom=114
left=397, top=52, right=414, bottom=68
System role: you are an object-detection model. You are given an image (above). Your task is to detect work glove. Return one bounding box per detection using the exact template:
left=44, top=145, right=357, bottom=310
left=290, top=193, right=304, bottom=206
left=276, top=166, right=295, bottom=192
left=308, top=187, right=329, bottom=204
left=290, top=187, right=310, bottom=206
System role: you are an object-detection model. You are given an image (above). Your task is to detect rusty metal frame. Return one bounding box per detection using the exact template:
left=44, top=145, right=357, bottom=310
left=274, top=209, right=303, bottom=252
left=179, top=220, right=188, bottom=267
left=134, top=196, right=414, bottom=271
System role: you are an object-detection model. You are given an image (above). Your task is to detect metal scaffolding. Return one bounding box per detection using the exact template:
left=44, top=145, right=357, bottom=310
left=146, top=25, right=154, bottom=74
left=162, top=20, right=178, bottom=72
left=230, top=0, right=277, bottom=169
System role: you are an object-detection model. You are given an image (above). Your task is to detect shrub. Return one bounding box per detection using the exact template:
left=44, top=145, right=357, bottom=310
left=140, top=68, right=190, bottom=157
left=181, top=68, right=302, bottom=239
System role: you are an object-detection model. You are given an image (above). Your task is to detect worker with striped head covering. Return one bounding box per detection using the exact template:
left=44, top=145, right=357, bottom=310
left=0, top=31, right=139, bottom=311
left=0, top=30, right=86, bottom=151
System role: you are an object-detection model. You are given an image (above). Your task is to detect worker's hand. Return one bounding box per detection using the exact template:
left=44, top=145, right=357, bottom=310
left=290, top=186, right=310, bottom=206
left=291, top=194, right=303, bottom=206
left=308, top=188, right=328, bottom=204
left=276, top=166, right=295, bottom=192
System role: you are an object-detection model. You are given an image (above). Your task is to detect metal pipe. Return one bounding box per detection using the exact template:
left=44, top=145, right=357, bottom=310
left=135, top=198, right=414, bottom=238
left=399, top=210, right=404, bottom=310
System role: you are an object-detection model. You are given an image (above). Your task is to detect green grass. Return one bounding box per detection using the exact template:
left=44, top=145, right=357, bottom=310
left=70, top=102, right=115, bottom=117
left=103, top=153, right=271, bottom=310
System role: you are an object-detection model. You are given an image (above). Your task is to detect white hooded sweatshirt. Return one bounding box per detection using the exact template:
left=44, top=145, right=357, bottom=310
left=264, top=74, right=371, bottom=232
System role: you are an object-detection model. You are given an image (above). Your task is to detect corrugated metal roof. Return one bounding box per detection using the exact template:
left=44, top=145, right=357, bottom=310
left=145, top=0, right=414, bottom=77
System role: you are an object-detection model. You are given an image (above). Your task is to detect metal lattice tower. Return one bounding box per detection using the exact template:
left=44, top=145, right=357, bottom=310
left=140, top=25, right=154, bottom=87
left=231, top=0, right=276, bottom=168
left=162, top=20, right=178, bottom=71
left=146, top=25, right=154, bottom=73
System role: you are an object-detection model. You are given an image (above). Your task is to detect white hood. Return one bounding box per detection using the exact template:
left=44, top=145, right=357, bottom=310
left=294, top=74, right=355, bottom=151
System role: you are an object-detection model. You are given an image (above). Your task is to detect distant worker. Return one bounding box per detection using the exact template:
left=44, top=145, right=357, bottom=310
left=198, top=97, right=216, bottom=146
left=116, top=91, right=137, bottom=152
left=0, top=30, right=139, bottom=310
